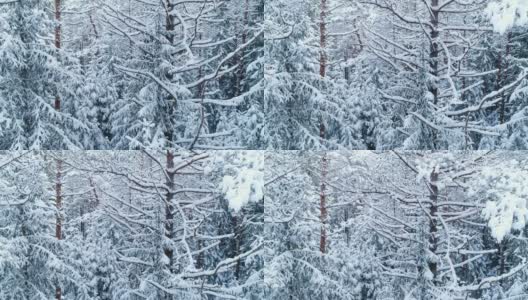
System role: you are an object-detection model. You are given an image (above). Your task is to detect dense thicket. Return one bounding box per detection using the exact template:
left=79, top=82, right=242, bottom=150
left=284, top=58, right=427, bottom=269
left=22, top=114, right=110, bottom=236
left=0, top=0, right=263, bottom=150
left=265, top=151, right=528, bottom=299
left=266, top=0, right=528, bottom=150
left=0, top=151, right=264, bottom=299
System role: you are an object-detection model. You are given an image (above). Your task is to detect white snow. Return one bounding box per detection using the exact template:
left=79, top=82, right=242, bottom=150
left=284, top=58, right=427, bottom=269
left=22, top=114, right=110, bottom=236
left=221, top=151, right=264, bottom=212
left=486, top=0, right=528, bottom=34
left=479, top=161, right=528, bottom=242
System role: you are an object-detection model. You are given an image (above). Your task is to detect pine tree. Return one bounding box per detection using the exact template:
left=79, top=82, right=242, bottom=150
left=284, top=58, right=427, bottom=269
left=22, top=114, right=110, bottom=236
left=0, top=0, right=101, bottom=150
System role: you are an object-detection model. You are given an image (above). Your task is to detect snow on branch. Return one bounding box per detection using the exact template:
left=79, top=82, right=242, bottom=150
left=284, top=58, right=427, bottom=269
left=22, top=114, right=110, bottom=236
left=487, top=0, right=528, bottom=34
left=219, top=151, right=264, bottom=212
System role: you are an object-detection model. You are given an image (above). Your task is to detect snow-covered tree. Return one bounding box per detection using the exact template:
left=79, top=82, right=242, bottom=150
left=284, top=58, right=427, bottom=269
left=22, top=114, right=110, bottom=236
left=0, top=150, right=264, bottom=299
left=0, top=1, right=101, bottom=150
left=265, top=151, right=528, bottom=299
left=265, top=0, right=528, bottom=150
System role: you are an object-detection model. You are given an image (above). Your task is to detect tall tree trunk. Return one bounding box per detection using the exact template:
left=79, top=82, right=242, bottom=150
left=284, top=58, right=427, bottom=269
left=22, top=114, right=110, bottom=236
left=428, top=168, right=439, bottom=285
left=232, top=215, right=243, bottom=279
left=163, top=2, right=176, bottom=284
left=318, top=0, right=329, bottom=245
left=344, top=51, right=350, bottom=82
left=83, top=177, right=99, bottom=241
left=54, top=0, right=61, bottom=112
left=196, top=232, right=204, bottom=270
left=80, top=206, right=85, bottom=241
left=54, top=0, right=62, bottom=295
left=317, top=0, right=329, bottom=255
left=429, top=0, right=439, bottom=148
left=319, top=0, right=327, bottom=144
left=319, top=0, right=327, bottom=78
left=165, top=150, right=175, bottom=273
left=165, top=0, right=175, bottom=45
left=319, top=153, right=328, bottom=254
left=235, top=0, right=250, bottom=97
left=89, top=14, right=99, bottom=39
left=164, top=0, right=176, bottom=147
left=55, top=158, right=63, bottom=300
left=498, top=32, right=512, bottom=124
left=344, top=205, right=350, bottom=247
left=498, top=240, right=507, bottom=287
left=89, top=176, right=100, bottom=208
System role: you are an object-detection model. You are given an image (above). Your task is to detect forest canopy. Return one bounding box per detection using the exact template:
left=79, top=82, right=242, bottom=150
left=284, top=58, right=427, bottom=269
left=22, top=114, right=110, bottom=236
left=265, top=0, right=528, bottom=150
left=265, top=151, right=528, bottom=299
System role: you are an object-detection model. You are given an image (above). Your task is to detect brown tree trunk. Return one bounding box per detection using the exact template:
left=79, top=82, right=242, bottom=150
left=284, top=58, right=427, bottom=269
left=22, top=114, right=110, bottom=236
left=232, top=215, right=243, bottom=279
left=497, top=45, right=503, bottom=122
left=319, top=0, right=327, bottom=78
left=344, top=205, right=350, bottom=247
left=196, top=235, right=204, bottom=270
left=89, top=176, right=100, bottom=208
left=55, top=158, right=62, bottom=300
left=430, top=0, right=439, bottom=148
left=429, top=0, right=439, bottom=105
left=165, top=150, right=175, bottom=272
left=89, top=14, right=99, bottom=39
left=318, top=0, right=327, bottom=144
left=428, top=168, right=439, bottom=284
left=54, top=0, right=61, bottom=112
left=498, top=32, right=512, bottom=124
left=54, top=2, right=62, bottom=295
left=163, top=1, right=176, bottom=275
left=165, top=0, right=175, bottom=44
left=344, top=52, right=349, bottom=82
left=462, top=33, right=469, bottom=148
left=319, top=153, right=328, bottom=254
left=164, top=0, right=176, bottom=147
left=497, top=240, right=507, bottom=287
left=235, top=0, right=250, bottom=97
left=80, top=206, right=85, bottom=241
left=499, top=242, right=506, bottom=275
left=82, top=177, right=99, bottom=241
